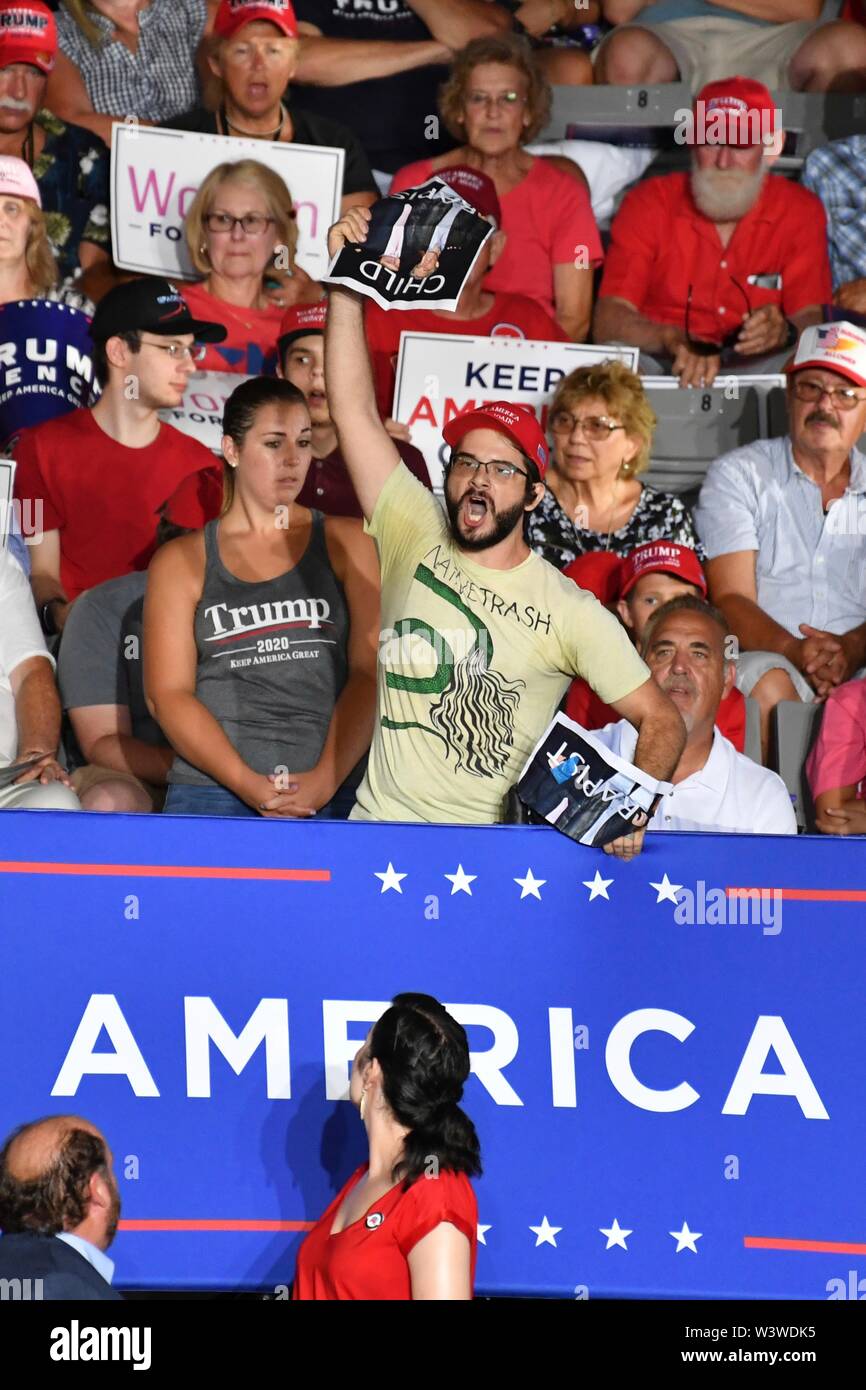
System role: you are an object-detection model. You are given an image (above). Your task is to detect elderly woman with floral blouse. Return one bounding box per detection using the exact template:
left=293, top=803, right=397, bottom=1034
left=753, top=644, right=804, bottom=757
left=527, top=360, right=700, bottom=571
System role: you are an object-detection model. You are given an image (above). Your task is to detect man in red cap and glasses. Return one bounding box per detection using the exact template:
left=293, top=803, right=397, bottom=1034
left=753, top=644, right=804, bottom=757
left=595, top=0, right=866, bottom=95
left=322, top=207, right=686, bottom=852
left=594, top=76, right=831, bottom=389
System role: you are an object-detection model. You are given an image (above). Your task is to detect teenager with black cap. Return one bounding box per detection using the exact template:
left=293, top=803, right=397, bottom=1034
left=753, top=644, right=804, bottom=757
left=13, top=276, right=225, bottom=634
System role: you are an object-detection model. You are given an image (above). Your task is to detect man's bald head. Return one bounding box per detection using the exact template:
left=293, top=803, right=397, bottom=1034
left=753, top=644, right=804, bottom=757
left=0, top=1115, right=119, bottom=1247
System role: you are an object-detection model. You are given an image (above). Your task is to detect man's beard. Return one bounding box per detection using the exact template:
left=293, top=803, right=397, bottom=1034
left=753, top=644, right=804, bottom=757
left=444, top=483, right=526, bottom=552
left=690, top=163, right=766, bottom=222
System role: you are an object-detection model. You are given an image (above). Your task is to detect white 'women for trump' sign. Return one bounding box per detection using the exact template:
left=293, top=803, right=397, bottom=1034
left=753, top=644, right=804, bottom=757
left=111, top=126, right=345, bottom=281
left=392, top=334, right=638, bottom=490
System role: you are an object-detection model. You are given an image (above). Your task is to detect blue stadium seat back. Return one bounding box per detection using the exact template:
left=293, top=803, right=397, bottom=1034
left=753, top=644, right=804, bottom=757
left=766, top=385, right=866, bottom=453
left=644, top=383, right=761, bottom=495
left=771, top=699, right=823, bottom=833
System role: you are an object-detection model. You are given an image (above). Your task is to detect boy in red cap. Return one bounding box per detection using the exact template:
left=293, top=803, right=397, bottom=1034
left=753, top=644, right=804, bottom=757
left=563, top=541, right=747, bottom=751
left=594, top=75, right=831, bottom=389
left=364, top=166, right=568, bottom=418
left=320, top=207, right=687, bottom=852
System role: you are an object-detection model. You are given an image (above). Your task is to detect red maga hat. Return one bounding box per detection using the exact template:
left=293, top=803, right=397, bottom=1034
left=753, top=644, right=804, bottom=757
left=619, top=541, right=707, bottom=599
left=278, top=299, right=328, bottom=350
left=691, top=76, right=779, bottom=148
left=563, top=552, right=623, bottom=606
left=0, top=1, right=57, bottom=74
left=214, top=0, right=298, bottom=40
left=442, top=401, right=549, bottom=478
left=437, top=166, right=502, bottom=227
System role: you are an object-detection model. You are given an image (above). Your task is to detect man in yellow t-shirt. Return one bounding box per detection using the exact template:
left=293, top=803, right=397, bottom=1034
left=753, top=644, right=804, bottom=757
left=325, top=209, right=687, bottom=858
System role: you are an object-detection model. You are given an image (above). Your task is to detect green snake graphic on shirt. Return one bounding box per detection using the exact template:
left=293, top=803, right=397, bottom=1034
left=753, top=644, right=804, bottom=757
left=381, top=563, right=526, bottom=779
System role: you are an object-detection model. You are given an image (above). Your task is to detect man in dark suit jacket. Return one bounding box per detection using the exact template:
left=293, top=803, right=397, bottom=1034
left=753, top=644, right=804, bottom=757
left=0, top=1114, right=123, bottom=1300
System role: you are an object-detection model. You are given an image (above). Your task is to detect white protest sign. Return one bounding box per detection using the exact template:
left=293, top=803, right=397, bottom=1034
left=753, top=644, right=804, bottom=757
left=158, top=371, right=251, bottom=454
left=393, top=335, right=639, bottom=490
left=111, top=125, right=344, bottom=281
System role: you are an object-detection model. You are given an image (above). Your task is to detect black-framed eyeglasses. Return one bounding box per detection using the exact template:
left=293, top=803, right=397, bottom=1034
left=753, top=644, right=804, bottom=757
left=684, top=277, right=752, bottom=357
left=139, top=338, right=207, bottom=362
left=449, top=451, right=529, bottom=481
left=204, top=212, right=276, bottom=236
left=549, top=410, right=626, bottom=441
left=792, top=379, right=866, bottom=411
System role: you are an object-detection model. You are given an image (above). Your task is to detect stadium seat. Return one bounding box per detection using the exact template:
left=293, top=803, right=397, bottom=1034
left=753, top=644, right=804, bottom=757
left=743, top=696, right=762, bottom=767
left=771, top=700, right=823, bottom=832
left=643, top=381, right=762, bottom=499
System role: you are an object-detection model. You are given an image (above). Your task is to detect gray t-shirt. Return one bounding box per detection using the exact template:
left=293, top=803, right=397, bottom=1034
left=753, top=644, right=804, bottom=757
left=58, top=571, right=164, bottom=750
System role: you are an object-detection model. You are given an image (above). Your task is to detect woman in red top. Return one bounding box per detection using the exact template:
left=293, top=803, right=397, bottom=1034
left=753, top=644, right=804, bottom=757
left=182, top=158, right=320, bottom=375
left=293, top=994, right=481, bottom=1300
left=389, top=34, right=601, bottom=341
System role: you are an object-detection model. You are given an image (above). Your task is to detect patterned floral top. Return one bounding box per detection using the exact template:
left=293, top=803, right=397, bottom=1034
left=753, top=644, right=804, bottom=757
left=33, top=110, right=110, bottom=284
left=527, top=482, right=702, bottom=571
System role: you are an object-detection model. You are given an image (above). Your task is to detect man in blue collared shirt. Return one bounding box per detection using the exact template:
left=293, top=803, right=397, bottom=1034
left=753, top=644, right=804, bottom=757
left=0, top=1114, right=123, bottom=1300
left=695, top=320, right=866, bottom=761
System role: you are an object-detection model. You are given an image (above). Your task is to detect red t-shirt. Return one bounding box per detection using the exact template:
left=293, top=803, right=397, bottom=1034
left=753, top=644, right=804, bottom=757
left=365, top=293, right=569, bottom=416
left=389, top=157, right=602, bottom=320
left=293, top=1164, right=478, bottom=1301
left=12, top=409, right=215, bottom=600
left=165, top=439, right=433, bottom=526
left=564, top=676, right=747, bottom=753
left=599, top=172, right=831, bottom=342
left=179, top=280, right=285, bottom=374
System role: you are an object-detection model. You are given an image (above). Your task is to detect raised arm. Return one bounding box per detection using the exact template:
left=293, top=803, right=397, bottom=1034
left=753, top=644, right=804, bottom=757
left=325, top=209, right=404, bottom=520
left=295, top=25, right=451, bottom=86
left=405, top=0, right=512, bottom=47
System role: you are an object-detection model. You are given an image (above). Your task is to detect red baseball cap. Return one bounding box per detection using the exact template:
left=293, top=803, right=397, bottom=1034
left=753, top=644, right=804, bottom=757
left=442, top=402, right=549, bottom=478
left=619, top=542, right=707, bottom=599
left=0, top=1, right=57, bottom=74
left=214, top=0, right=298, bottom=40
left=278, top=299, right=327, bottom=352
left=691, top=76, right=779, bottom=148
left=438, top=166, right=502, bottom=227
left=563, top=552, right=623, bottom=606
left=160, top=465, right=223, bottom=531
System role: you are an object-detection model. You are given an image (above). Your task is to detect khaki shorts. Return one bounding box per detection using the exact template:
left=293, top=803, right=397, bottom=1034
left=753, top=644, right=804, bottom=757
left=595, top=16, right=819, bottom=91
left=71, top=764, right=165, bottom=812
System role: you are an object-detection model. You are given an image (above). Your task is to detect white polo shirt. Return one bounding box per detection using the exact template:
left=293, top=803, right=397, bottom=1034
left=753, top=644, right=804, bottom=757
left=592, top=721, right=797, bottom=835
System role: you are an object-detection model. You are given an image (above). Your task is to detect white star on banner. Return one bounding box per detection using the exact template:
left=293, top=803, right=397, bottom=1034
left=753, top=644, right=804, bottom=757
left=477, top=1224, right=492, bottom=1246
left=514, top=868, right=546, bottom=900
left=669, top=1221, right=702, bottom=1253
left=374, top=862, right=407, bottom=894
left=600, top=1218, right=632, bottom=1250
left=530, top=1216, right=562, bottom=1248
left=444, top=864, right=476, bottom=896
left=582, top=870, right=614, bottom=901
left=649, top=872, right=683, bottom=905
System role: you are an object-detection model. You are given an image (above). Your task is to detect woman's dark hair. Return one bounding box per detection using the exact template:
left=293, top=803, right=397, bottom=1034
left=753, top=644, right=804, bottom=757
left=92, top=329, right=141, bottom=389
left=368, top=993, right=482, bottom=1189
left=221, top=375, right=309, bottom=513
left=0, top=1122, right=108, bottom=1235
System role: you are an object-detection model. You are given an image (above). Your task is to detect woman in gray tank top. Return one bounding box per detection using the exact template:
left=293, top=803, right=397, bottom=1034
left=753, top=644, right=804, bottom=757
left=144, top=376, right=380, bottom=818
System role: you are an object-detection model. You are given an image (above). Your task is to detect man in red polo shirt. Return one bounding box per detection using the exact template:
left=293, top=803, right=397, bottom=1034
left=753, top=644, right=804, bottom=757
left=593, top=76, right=831, bottom=389
left=364, top=166, right=568, bottom=418
left=564, top=541, right=747, bottom=752
left=13, top=278, right=225, bottom=635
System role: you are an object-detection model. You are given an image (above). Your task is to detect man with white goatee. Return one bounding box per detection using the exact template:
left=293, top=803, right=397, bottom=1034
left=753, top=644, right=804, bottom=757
left=593, top=76, right=832, bottom=389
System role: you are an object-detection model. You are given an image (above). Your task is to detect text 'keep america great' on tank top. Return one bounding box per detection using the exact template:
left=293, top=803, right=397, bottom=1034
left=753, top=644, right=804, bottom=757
left=169, top=512, right=350, bottom=788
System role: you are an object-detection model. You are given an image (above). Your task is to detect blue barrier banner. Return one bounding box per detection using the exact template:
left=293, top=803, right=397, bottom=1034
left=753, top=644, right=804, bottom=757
left=1, top=810, right=864, bottom=1300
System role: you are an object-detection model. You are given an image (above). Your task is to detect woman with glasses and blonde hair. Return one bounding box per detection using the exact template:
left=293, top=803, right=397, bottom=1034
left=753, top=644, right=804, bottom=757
left=181, top=158, right=321, bottom=375
left=388, top=33, right=601, bottom=341
left=527, top=359, right=700, bottom=570
left=0, top=156, right=93, bottom=314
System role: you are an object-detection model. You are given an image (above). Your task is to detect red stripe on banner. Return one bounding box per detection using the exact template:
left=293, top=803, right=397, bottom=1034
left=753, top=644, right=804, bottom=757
left=727, top=887, right=866, bottom=903
left=745, top=1236, right=866, bottom=1254
left=0, top=861, right=330, bottom=882
left=119, top=1219, right=315, bottom=1233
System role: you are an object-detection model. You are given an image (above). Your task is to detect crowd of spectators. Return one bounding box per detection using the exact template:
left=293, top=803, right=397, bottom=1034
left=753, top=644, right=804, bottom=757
left=2, top=0, right=865, bottom=841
